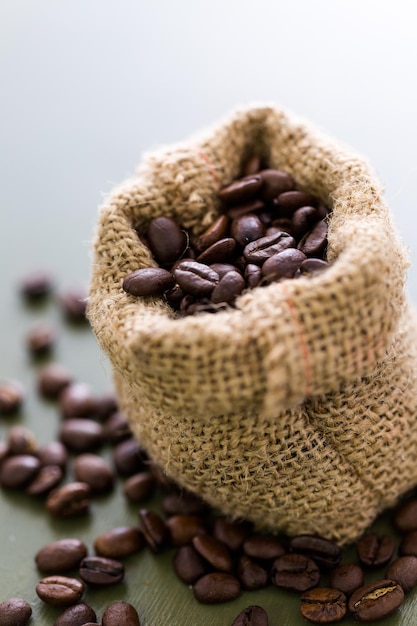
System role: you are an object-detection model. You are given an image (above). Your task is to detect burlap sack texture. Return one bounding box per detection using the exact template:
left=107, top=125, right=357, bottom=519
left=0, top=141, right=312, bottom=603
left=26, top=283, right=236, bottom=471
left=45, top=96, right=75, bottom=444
left=88, top=104, right=417, bottom=545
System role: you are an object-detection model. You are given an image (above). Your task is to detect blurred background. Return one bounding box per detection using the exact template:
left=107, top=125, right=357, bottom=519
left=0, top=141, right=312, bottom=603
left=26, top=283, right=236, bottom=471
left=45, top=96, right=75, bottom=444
left=1, top=0, right=417, bottom=298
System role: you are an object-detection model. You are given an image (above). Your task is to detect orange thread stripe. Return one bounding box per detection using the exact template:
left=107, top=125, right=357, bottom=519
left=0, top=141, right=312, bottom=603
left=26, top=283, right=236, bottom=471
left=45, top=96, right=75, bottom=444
left=281, top=284, right=312, bottom=397
left=197, top=150, right=220, bottom=184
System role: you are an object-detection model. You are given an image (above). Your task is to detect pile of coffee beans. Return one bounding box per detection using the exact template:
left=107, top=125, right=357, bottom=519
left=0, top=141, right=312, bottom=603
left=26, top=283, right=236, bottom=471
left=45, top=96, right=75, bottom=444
left=2, top=270, right=417, bottom=625
left=123, top=156, right=331, bottom=315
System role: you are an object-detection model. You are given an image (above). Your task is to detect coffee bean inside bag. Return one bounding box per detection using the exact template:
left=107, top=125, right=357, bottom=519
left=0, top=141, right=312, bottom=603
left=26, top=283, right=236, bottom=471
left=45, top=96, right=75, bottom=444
left=88, top=104, right=417, bottom=545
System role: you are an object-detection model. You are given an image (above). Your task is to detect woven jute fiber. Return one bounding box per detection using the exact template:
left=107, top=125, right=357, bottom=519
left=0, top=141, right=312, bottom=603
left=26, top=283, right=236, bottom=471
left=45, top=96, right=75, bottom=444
left=88, top=104, right=417, bottom=545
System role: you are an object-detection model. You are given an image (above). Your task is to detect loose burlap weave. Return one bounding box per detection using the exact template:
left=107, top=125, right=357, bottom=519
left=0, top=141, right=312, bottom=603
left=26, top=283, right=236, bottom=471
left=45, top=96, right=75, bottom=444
left=88, top=105, right=417, bottom=545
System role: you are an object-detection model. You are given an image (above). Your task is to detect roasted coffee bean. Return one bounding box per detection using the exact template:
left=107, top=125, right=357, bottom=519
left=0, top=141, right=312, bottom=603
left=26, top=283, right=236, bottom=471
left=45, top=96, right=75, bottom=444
left=60, top=419, right=104, bottom=452
left=226, top=199, right=265, bottom=220
left=38, top=441, right=68, bottom=469
left=300, top=258, right=329, bottom=275
left=300, top=587, right=347, bottom=624
left=243, top=534, right=286, bottom=561
left=73, top=453, right=114, bottom=493
left=231, top=605, right=269, bottom=626
left=167, top=514, right=207, bottom=546
left=46, top=481, right=91, bottom=518
left=37, top=363, right=72, bottom=399
left=146, top=216, right=187, bottom=265
left=113, top=437, right=147, bottom=476
left=60, top=382, right=98, bottom=419
left=245, top=263, right=262, bottom=289
left=385, top=556, right=417, bottom=592
left=173, top=260, right=219, bottom=297
left=196, top=237, right=237, bottom=265
left=0, top=441, right=8, bottom=465
left=123, top=471, right=156, bottom=503
left=298, top=220, right=328, bottom=257
left=193, top=572, right=241, bottom=604
left=259, top=169, right=294, bottom=200
left=237, top=555, right=269, bottom=590
left=162, top=489, right=209, bottom=516
left=173, top=544, right=210, bottom=584
left=0, top=379, right=24, bottom=414
left=329, top=563, right=364, bottom=596
left=277, top=190, right=316, bottom=214
left=102, top=601, right=141, bottom=626
left=95, top=391, right=118, bottom=421
left=348, top=579, right=404, bottom=621
left=242, top=154, right=262, bottom=176
left=94, top=526, right=144, bottom=558
left=123, top=267, right=175, bottom=297
left=399, top=529, right=417, bottom=556
left=243, top=231, right=295, bottom=265
left=36, top=575, right=84, bottom=607
left=218, top=175, right=263, bottom=205
left=103, top=411, right=131, bottom=443
left=138, top=508, right=169, bottom=553
left=0, top=597, right=32, bottom=626
left=26, top=464, right=63, bottom=495
left=213, top=517, right=252, bottom=552
left=194, top=214, right=230, bottom=252
left=211, top=271, right=245, bottom=304
left=26, top=323, right=55, bottom=355
left=164, top=284, right=185, bottom=309
left=393, top=498, right=417, bottom=532
left=271, top=553, right=320, bottom=592
left=7, top=425, right=37, bottom=455
left=192, top=534, right=233, bottom=572
left=53, top=602, right=97, bottom=626
left=20, top=271, right=53, bottom=299
left=357, top=533, right=394, bottom=567
left=291, top=206, right=319, bottom=238
left=231, top=214, right=264, bottom=247
left=289, top=535, right=341, bottom=569
left=0, top=454, right=41, bottom=488
left=262, top=249, right=306, bottom=282
left=35, top=538, right=88, bottom=573
left=59, top=288, right=88, bottom=322
left=209, top=263, right=241, bottom=278
left=79, top=556, right=124, bottom=586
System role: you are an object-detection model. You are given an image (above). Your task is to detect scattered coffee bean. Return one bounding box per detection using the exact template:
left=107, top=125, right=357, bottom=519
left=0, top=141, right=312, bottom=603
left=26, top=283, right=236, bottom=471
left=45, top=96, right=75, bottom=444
left=231, top=605, right=269, bottom=626
left=59, top=382, right=98, bottom=419
left=329, top=563, right=364, bottom=596
left=243, top=534, right=286, bottom=561
left=36, top=538, right=88, bottom=573
left=79, top=556, right=124, bottom=586
left=35, top=575, right=84, bottom=607
left=300, top=587, right=347, bottom=624
left=0, top=441, right=9, bottom=464
left=103, top=411, right=131, bottom=443
left=167, top=514, right=206, bottom=546
left=37, top=363, right=72, bottom=399
left=7, top=425, right=37, bottom=455
left=53, top=602, right=97, bottom=626
left=237, top=555, right=269, bottom=591
left=26, top=464, right=63, bottom=495
left=162, top=490, right=210, bottom=516
left=46, top=481, right=91, bottom=517
left=26, top=323, right=55, bottom=355
left=113, top=437, right=147, bottom=476
left=138, top=508, right=169, bottom=553
left=59, top=419, right=104, bottom=452
left=173, top=544, right=210, bottom=584
left=0, top=454, right=41, bottom=489
left=289, top=535, right=341, bottom=569
left=357, top=533, right=394, bottom=567
left=102, top=601, right=141, bottom=626
left=393, top=498, right=417, bottom=533
left=123, top=267, right=176, bottom=297
left=58, top=288, right=88, bottom=322
left=399, top=529, right=417, bottom=556
left=193, top=572, right=241, bottom=604
left=348, top=579, right=404, bottom=622
left=20, top=271, right=53, bottom=299
left=0, top=597, right=32, bottom=626
left=94, top=526, right=144, bottom=558
left=0, top=379, right=24, bottom=414
left=73, top=453, right=114, bottom=493
left=213, top=517, right=252, bottom=552
left=271, top=553, right=320, bottom=592
left=37, top=441, right=68, bottom=469
left=123, top=471, right=156, bottom=503
left=386, top=556, right=417, bottom=592
left=192, top=534, right=233, bottom=572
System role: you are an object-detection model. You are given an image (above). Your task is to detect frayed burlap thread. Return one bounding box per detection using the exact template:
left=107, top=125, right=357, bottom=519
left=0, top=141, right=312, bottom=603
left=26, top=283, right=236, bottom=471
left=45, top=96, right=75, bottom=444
left=88, top=104, right=417, bottom=545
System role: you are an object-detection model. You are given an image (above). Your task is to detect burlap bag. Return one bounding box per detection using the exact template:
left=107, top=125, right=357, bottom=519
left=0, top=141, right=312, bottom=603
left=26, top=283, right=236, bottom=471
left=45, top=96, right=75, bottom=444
left=88, top=105, right=417, bottom=545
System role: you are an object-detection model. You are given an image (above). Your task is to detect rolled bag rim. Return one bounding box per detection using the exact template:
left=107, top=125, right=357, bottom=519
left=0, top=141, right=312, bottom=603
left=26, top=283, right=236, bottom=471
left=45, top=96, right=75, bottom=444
left=87, top=104, right=408, bottom=419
